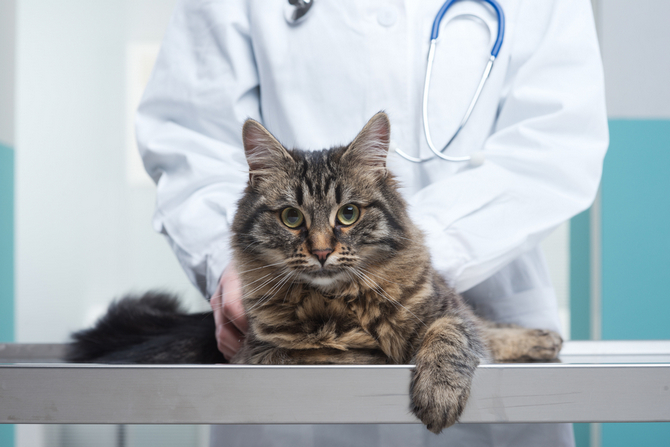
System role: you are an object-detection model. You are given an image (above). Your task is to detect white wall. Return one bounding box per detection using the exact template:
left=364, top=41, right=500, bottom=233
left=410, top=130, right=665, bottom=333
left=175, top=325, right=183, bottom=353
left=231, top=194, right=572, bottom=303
left=541, top=222, right=570, bottom=338
left=601, top=0, right=670, bottom=118
left=0, top=0, right=16, bottom=146
left=14, top=0, right=199, bottom=348
left=14, top=1, right=207, bottom=445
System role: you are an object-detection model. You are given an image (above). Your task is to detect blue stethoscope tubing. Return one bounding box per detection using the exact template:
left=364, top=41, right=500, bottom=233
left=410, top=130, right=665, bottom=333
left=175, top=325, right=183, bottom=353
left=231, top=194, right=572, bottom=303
left=431, top=0, right=504, bottom=54
left=395, top=0, right=506, bottom=165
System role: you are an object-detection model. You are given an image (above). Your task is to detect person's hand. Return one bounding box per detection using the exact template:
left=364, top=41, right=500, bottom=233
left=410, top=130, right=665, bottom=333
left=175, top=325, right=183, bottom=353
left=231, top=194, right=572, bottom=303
left=211, top=262, right=248, bottom=360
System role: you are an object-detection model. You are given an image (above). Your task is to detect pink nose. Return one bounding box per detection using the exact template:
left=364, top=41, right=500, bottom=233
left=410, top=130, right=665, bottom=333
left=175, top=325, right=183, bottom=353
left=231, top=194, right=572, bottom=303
left=312, top=249, right=333, bottom=266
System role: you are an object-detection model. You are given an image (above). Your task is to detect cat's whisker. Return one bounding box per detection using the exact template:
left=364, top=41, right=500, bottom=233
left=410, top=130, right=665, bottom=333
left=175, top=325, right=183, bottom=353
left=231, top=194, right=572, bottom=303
left=209, top=270, right=285, bottom=312
left=357, top=266, right=412, bottom=287
left=234, top=270, right=276, bottom=290
left=241, top=244, right=258, bottom=254
left=392, top=233, right=416, bottom=243
left=217, top=271, right=292, bottom=325
left=352, top=268, right=426, bottom=327
left=209, top=271, right=276, bottom=307
left=283, top=269, right=302, bottom=305
left=343, top=270, right=356, bottom=289
left=245, top=270, right=296, bottom=313
left=236, top=260, right=286, bottom=275
left=348, top=268, right=400, bottom=311
left=259, top=270, right=293, bottom=301
left=207, top=257, right=282, bottom=302
left=242, top=268, right=293, bottom=310
left=240, top=240, right=262, bottom=254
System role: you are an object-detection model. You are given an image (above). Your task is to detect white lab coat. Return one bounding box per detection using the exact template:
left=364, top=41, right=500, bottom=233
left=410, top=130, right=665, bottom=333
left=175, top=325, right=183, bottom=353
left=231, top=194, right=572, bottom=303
left=136, top=0, right=608, bottom=445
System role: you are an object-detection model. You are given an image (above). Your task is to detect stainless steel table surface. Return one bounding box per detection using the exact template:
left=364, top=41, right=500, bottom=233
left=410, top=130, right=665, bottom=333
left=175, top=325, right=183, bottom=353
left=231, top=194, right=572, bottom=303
left=1, top=341, right=669, bottom=425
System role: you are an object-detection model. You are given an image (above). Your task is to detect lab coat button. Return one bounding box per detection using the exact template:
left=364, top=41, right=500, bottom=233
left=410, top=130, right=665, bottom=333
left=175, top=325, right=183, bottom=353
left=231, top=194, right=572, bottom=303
left=377, top=6, right=398, bottom=27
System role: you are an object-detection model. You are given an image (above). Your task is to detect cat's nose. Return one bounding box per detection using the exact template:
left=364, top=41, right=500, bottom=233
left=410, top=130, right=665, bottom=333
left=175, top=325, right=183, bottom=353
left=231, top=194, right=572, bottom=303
left=311, top=248, right=333, bottom=266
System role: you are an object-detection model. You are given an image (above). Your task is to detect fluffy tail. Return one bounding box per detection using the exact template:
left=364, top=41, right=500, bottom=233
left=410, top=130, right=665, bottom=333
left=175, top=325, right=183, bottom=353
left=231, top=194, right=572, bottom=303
left=66, top=292, right=226, bottom=364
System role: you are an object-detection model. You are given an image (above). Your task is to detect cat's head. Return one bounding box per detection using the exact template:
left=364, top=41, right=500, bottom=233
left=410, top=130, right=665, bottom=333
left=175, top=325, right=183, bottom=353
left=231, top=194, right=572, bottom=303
left=231, top=113, right=415, bottom=292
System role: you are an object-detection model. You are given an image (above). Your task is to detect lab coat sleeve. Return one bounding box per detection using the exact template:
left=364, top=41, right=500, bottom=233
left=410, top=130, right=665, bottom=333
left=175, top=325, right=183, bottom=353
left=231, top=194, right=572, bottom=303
left=136, top=0, right=258, bottom=298
left=409, top=0, right=608, bottom=293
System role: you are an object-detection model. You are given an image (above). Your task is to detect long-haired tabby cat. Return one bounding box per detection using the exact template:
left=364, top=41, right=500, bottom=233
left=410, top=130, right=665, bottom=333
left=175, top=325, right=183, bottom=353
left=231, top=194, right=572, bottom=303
left=67, top=112, right=562, bottom=433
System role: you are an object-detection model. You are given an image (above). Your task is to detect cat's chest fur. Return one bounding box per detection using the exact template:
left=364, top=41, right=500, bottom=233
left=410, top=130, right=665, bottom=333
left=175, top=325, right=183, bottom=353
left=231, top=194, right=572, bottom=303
left=249, top=286, right=412, bottom=363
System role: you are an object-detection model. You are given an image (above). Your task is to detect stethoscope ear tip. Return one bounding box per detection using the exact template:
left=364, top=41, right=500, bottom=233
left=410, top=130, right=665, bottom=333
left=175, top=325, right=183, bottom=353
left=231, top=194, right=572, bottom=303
left=469, top=151, right=485, bottom=167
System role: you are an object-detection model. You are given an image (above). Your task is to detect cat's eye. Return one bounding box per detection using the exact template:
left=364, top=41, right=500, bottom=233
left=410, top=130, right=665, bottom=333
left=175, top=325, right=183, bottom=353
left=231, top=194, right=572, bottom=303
left=337, top=204, right=360, bottom=226
left=281, top=207, right=304, bottom=228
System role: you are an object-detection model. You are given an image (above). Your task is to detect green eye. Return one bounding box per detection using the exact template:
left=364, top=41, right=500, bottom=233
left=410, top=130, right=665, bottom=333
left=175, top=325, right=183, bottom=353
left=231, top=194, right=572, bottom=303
left=281, top=207, right=304, bottom=228
left=337, top=204, right=360, bottom=226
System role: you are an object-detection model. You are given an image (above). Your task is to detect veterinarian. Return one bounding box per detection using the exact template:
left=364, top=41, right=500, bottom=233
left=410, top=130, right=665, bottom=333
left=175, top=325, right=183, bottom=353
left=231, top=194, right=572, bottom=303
left=136, top=0, right=608, bottom=446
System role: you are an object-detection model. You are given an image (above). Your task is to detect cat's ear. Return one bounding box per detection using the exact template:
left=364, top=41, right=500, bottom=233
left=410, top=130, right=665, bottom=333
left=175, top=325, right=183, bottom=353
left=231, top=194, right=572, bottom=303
left=242, top=119, right=293, bottom=185
left=343, top=112, right=391, bottom=173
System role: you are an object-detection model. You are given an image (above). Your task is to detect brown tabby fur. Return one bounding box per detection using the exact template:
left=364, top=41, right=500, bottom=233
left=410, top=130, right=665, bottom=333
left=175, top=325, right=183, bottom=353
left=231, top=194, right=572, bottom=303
left=67, top=112, right=562, bottom=432
left=229, top=112, right=563, bottom=433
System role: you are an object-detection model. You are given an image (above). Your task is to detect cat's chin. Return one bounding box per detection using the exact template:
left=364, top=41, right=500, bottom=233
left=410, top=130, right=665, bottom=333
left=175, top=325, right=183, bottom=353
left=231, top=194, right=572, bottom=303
left=299, top=270, right=348, bottom=290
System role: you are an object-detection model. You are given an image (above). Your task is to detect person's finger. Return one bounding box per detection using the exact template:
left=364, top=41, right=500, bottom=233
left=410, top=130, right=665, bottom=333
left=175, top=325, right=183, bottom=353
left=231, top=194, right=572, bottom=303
left=219, top=262, right=248, bottom=334
left=212, top=281, right=234, bottom=357
left=216, top=320, right=243, bottom=360
left=210, top=284, right=224, bottom=328
left=220, top=304, right=244, bottom=360
left=222, top=288, right=248, bottom=334
left=213, top=262, right=249, bottom=360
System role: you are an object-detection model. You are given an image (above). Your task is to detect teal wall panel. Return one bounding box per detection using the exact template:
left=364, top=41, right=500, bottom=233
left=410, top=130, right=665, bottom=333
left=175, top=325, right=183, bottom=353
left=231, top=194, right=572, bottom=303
left=601, top=120, right=670, bottom=447
left=570, top=210, right=591, bottom=341
left=602, top=120, right=670, bottom=340
left=0, top=425, right=15, bottom=447
left=572, top=423, right=590, bottom=447
left=0, top=142, right=14, bottom=447
left=602, top=423, right=670, bottom=447
left=0, top=142, right=13, bottom=342
left=570, top=210, right=592, bottom=447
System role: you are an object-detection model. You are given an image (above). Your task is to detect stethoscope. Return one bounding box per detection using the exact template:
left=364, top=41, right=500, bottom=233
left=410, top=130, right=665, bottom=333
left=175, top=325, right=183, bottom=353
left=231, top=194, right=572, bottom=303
left=285, top=0, right=505, bottom=166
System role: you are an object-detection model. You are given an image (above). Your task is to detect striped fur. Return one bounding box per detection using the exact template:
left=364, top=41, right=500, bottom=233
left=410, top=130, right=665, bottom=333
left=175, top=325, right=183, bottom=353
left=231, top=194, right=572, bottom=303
left=67, top=113, right=562, bottom=433
left=232, top=113, right=563, bottom=432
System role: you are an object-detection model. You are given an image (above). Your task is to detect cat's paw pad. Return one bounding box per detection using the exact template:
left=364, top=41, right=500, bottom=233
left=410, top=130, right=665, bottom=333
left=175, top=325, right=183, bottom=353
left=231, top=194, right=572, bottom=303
left=409, top=368, right=470, bottom=433
left=525, top=329, right=562, bottom=361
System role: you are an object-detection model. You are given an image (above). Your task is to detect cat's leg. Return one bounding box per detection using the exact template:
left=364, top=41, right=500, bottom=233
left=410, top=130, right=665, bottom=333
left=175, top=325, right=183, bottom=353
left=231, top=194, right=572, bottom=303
left=481, top=322, right=562, bottom=362
left=410, top=315, right=484, bottom=434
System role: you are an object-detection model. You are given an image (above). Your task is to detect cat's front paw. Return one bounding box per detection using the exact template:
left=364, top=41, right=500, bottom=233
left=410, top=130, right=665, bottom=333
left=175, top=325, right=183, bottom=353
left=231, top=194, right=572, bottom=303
left=409, top=359, right=473, bottom=434
left=524, top=329, right=563, bottom=361
left=485, top=325, right=563, bottom=362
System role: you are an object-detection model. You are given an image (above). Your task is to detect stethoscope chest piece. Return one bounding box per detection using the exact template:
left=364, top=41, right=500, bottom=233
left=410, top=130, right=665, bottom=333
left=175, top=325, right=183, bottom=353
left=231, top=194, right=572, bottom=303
left=285, top=0, right=314, bottom=25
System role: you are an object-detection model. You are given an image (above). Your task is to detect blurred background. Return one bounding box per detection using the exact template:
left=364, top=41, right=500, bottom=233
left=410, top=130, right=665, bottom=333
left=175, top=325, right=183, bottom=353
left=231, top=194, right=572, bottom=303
left=0, top=0, right=668, bottom=446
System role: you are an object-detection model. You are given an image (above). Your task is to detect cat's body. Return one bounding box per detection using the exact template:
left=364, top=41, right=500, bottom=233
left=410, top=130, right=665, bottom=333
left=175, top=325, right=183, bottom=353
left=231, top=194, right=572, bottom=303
left=67, top=113, right=562, bottom=433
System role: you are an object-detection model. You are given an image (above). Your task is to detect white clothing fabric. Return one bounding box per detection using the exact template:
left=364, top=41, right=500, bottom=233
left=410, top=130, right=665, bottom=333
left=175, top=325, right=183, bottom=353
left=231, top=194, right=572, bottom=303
left=137, top=0, right=608, bottom=299
left=136, top=0, right=608, bottom=446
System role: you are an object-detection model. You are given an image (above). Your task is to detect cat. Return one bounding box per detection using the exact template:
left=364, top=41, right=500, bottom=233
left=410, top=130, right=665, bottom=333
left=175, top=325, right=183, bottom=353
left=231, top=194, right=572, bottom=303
left=67, top=112, right=562, bottom=433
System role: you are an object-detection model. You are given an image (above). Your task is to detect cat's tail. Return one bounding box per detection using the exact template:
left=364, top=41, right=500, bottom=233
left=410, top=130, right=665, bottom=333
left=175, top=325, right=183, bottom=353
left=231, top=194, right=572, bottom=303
left=65, top=292, right=227, bottom=364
